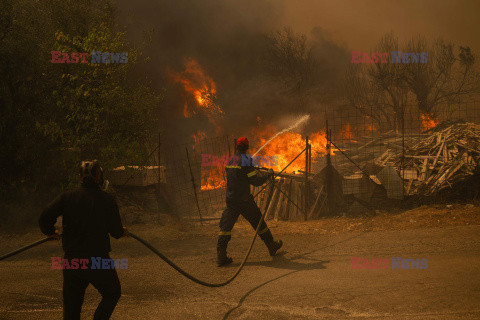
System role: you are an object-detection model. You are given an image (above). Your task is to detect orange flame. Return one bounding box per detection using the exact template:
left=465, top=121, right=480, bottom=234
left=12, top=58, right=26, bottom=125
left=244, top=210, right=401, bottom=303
left=195, top=124, right=329, bottom=190
left=183, top=102, right=190, bottom=118
left=366, top=124, right=377, bottom=133
left=200, top=166, right=226, bottom=191
left=421, top=112, right=439, bottom=131
left=250, top=124, right=327, bottom=173
left=190, top=131, right=225, bottom=190
left=168, top=58, right=223, bottom=130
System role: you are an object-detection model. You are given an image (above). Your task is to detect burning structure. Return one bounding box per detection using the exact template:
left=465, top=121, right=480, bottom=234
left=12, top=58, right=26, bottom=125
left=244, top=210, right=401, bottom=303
left=151, top=57, right=480, bottom=222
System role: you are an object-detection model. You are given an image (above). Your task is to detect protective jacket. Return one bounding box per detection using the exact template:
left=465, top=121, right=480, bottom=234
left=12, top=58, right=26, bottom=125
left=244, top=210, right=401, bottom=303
left=225, top=153, right=268, bottom=204
left=39, top=181, right=124, bottom=257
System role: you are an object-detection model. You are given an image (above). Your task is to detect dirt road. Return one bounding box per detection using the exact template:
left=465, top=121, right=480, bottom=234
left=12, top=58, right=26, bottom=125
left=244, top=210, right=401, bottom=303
left=1, top=215, right=479, bottom=319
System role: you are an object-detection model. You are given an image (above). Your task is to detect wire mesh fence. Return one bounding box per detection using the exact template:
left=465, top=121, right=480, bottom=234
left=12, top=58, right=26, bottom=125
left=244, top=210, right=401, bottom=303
left=151, top=100, right=480, bottom=221
left=324, top=100, right=480, bottom=207
left=159, top=134, right=233, bottom=220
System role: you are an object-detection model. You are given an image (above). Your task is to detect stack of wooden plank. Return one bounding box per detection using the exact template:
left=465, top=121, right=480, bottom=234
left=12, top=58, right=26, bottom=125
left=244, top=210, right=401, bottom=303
left=333, top=121, right=480, bottom=196
left=251, top=174, right=311, bottom=221
left=250, top=166, right=344, bottom=220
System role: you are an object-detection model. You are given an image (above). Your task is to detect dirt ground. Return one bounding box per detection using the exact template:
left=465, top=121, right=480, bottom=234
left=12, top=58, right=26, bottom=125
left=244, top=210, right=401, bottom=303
left=1, top=204, right=479, bottom=319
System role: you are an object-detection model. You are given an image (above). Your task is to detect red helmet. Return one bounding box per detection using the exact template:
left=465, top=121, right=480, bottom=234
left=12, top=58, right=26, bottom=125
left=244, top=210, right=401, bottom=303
left=236, top=137, right=249, bottom=149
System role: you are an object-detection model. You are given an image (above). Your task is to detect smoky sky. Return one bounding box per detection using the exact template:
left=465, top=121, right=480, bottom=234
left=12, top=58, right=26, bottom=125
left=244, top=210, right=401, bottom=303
left=115, top=0, right=480, bottom=141
left=282, top=0, right=480, bottom=54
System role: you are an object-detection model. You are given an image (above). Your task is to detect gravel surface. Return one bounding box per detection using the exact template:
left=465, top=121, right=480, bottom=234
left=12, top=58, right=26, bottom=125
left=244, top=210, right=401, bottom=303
left=1, top=206, right=479, bottom=319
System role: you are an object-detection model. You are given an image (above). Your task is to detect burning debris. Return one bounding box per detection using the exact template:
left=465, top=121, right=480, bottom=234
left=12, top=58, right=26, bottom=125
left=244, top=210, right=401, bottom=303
left=421, top=113, right=439, bottom=131
left=337, top=121, right=480, bottom=197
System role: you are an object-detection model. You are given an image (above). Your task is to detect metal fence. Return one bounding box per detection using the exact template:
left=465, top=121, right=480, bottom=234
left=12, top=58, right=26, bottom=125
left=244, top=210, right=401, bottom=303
left=151, top=100, right=480, bottom=221
left=158, top=135, right=233, bottom=221
left=326, top=100, right=480, bottom=207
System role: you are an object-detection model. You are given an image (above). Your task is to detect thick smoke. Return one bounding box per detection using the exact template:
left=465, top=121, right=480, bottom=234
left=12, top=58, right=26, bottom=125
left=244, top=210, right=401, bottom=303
left=116, top=0, right=349, bottom=141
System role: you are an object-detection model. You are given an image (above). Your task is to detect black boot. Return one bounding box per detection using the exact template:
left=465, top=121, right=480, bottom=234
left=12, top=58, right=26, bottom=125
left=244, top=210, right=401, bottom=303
left=217, top=247, right=233, bottom=267
left=266, top=240, right=283, bottom=256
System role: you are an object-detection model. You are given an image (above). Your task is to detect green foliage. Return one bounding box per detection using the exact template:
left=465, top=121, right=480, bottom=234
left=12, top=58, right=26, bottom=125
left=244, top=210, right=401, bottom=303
left=44, top=24, right=160, bottom=173
left=0, top=0, right=161, bottom=218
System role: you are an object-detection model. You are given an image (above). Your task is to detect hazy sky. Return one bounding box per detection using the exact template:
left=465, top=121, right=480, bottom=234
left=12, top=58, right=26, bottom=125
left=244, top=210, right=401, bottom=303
left=281, top=0, right=480, bottom=52
left=118, top=0, right=480, bottom=56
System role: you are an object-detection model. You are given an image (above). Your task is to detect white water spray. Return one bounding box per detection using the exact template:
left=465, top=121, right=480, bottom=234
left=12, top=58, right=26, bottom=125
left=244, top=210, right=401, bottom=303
left=252, top=114, right=310, bottom=157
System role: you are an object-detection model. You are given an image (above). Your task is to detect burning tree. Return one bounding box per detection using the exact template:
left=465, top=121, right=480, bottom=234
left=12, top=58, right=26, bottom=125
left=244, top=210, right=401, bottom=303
left=343, top=32, right=480, bottom=133
left=168, top=58, right=224, bottom=131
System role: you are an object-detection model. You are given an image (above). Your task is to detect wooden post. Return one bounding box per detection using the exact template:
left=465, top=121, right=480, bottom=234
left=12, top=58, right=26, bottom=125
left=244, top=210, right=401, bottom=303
left=185, top=146, right=204, bottom=224
left=284, top=178, right=293, bottom=220
left=294, top=181, right=301, bottom=220
left=158, top=131, right=162, bottom=182
left=262, top=182, right=274, bottom=213
left=326, top=128, right=333, bottom=215
left=297, top=181, right=304, bottom=221
left=277, top=178, right=289, bottom=220
left=273, top=178, right=285, bottom=220
left=156, top=132, right=163, bottom=218
left=304, top=136, right=309, bottom=220
left=308, top=141, right=312, bottom=174
left=266, top=179, right=280, bottom=219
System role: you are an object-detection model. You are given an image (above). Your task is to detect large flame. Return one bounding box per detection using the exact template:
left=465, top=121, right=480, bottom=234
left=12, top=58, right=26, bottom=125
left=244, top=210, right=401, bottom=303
left=195, top=124, right=328, bottom=190
left=250, top=124, right=327, bottom=173
left=170, top=58, right=226, bottom=190
left=169, top=58, right=224, bottom=130
left=421, top=112, right=439, bottom=131
left=189, top=130, right=226, bottom=190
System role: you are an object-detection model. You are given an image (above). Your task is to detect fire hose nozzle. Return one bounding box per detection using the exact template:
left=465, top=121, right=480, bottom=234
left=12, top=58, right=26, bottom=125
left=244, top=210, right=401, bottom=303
left=255, top=167, right=277, bottom=177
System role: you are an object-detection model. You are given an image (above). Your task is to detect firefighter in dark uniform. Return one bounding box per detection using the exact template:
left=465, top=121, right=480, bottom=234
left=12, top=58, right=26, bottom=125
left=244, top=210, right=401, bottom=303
left=39, top=160, right=127, bottom=320
left=217, top=137, right=283, bottom=266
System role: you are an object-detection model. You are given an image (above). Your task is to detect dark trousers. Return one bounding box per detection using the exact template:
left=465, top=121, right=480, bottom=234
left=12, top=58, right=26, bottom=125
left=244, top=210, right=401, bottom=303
left=63, top=257, right=121, bottom=320
left=218, top=195, right=274, bottom=249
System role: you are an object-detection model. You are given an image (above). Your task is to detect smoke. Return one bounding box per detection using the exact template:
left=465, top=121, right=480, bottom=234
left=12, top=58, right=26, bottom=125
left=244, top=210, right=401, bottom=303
left=115, top=0, right=350, bottom=141
left=115, top=0, right=480, bottom=143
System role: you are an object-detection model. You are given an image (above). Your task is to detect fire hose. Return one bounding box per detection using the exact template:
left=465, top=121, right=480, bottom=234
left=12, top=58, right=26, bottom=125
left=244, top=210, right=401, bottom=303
left=0, top=151, right=302, bottom=287
left=0, top=180, right=275, bottom=287
left=0, top=221, right=269, bottom=287
left=0, top=237, right=52, bottom=261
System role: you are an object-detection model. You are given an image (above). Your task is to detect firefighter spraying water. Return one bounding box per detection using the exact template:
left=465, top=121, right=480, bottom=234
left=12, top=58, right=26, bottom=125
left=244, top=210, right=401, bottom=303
left=217, top=115, right=311, bottom=266
left=217, top=137, right=283, bottom=266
